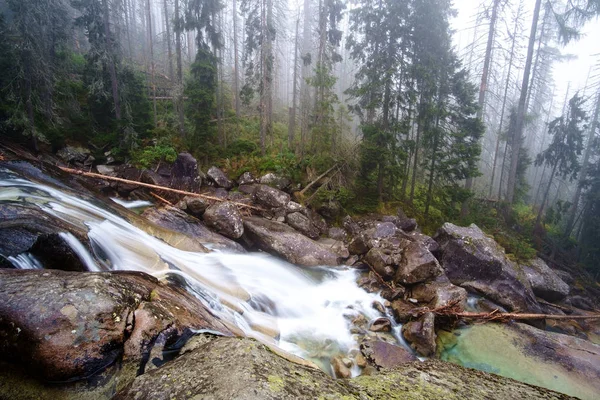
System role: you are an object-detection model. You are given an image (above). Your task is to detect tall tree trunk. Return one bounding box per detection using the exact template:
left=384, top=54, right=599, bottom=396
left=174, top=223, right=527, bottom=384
left=147, top=0, right=157, bottom=127
left=103, top=0, right=121, bottom=121
left=124, top=0, right=133, bottom=57
left=174, top=0, right=184, bottom=136
left=536, top=161, right=558, bottom=226
left=506, top=0, right=543, bottom=203
left=425, top=108, right=442, bottom=218
left=565, top=90, right=600, bottom=236
left=259, top=0, right=267, bottom=155
left=462, top=0, right=500, bottom=214
left=288, top=16, right=300, bottom=150
left=232, top=0, right=240, bottom=116
left=163, top=0, right=174, bottom=81
left=410, top=97, right=424, bottom=203
left=532, top=89, right=555, bottom=203
left=299, top=0, right=312, bottom=157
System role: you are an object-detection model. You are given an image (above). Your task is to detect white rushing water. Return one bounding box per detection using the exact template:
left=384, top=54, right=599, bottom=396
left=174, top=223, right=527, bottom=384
left=0, top=167, right=402, bottom=374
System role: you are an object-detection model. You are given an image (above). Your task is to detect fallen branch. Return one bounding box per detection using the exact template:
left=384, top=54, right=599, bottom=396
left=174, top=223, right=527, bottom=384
left=58, top=167, right=266, bottom=212
left=299, top=164, right=339, bottom=197
left=305, top=168, right=341, bottom=205
left=150, top=192, right=174, bottom=206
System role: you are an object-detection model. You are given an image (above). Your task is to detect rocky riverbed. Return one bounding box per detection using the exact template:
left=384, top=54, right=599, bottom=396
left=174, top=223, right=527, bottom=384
left=0, top=148, right=599, bottom=399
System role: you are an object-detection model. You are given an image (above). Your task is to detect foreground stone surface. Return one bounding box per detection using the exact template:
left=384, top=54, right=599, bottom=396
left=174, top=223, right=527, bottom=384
left=434, top=223, right=541, bottom=313
left=0, top=269, right=231, bottom=383
left=115, top=336, right=572, bottom=400
left=243, top=216, right=338, bottom=266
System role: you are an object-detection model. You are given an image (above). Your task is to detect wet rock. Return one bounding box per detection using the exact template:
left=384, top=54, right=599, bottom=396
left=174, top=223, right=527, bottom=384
left=360, top=339, right=416, bottom=369
left=317, top=238, right=349, bottom=259
left=369, top=318, right=392, bottom=332
left=259, top=173, right=291, bottom=190
left=373, top=222, right=398, bottom=239
left=142, top=206, right=244, bottom=252
left=96, top=165, right=117, bottom=177
left=171, top=153, right=202, bottom=192
left=521, top=258, right=570, bottom=302
left=207, top=166, right=234, bottom=189
left=399, top=230, right=440, bottom=254
left=380, top=286, right=406, bottom=302
left=328, top=227, right=347, bottom=241
left=434, top=223, right=541, bottom=313
left=397, top=218, right=417, bottom=233
left=237, top=171, right=257, bottom=186
left=410, top=279, right=468, bottom=310
left=286, top=212, right=320, bottom=239
left=254, top=184, right=291, bottom=209
left=390, top=299, right=427, bottom=323
left=202, top=202, right=244, bottom=239
left=57, top=146, right=91, bottom=164
left=349, top=234, right=370, bottom=255
left=307, top=209, right=329, bottom=234
left=402, top=312, right=436, bottom=357
left=365, top=248, right=395, bottom=280
left=238, top=184, right=258, bottom=195
left=140, top=168, right=169, bottom=186
left=395, top=241, right=443, bottom=285
left=342, top=215, right=361, bottom=236
left=0, top=269, right=231, bottom=382
left=177, top=196, right=210, bottom=217
left=285, top=201, right=305, bottom=214
left=331, top=355, right=352, bottom=379
left=242, top=216, right=338, bottom=266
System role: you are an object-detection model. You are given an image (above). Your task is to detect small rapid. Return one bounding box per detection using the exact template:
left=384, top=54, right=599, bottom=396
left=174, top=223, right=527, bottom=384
left=0, top=166, right=404, bottom=374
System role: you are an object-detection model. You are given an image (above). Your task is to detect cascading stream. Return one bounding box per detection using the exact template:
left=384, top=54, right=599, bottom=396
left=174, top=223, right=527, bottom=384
left=0, top=167, right=406, bottom=375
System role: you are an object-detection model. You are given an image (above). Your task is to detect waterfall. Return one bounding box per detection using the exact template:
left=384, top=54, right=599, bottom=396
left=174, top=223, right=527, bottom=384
left=0, top=166, right=404, bottom=375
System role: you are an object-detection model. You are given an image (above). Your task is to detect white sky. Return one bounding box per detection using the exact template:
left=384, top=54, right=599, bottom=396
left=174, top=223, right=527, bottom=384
left=450, top=0, right=600, bottom=113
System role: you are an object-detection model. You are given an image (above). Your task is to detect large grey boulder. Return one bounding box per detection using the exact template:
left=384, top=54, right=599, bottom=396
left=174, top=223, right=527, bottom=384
left=395, top=241, right=443, bottom=285
left=254, top=184, right=291, bottom=209
left=521, top=258, right=570, bottom=302
left=286, top=212, right=320, bottom=239
left=243, top=216, right=338, bottom=266
left=207, top=166, right=234, bottom=189
left=142, top=206, right=245, bottom=252
left=171, top=153, right=202, bottom=192
left=202, top=202, right=244, bottom=239
left=259, top=172, right=291, bottom=190
left=0, top=269, right=231, bottom=383
left=434, top=223, right=541, bottom=313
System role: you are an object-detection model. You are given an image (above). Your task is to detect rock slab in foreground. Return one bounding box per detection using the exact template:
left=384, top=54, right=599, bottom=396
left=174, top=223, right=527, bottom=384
left=243, top=216, right=339, bottom=266
left=115, top=336, right=572, bottom=400
left=0, top=269, right=231, bottom=383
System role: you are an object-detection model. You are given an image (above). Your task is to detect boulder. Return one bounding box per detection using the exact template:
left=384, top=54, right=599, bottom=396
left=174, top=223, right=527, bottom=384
left=57, top=146, right=91, bottom=164
left=238, top=184, right=258, bottom=195
left=328, top=227, right=347, bottom=241
left=349, top=234, right=370, bottom=255
left=140, top=169, right=169, bottom=187
left=434, top=223, right=541, bottom=313
left=410, top=279, right=468, bottom=310
left=242, top=216, right=339, bottom=266
left=142, top=206, right=245, bottom=252
left=317, top=200, right=341, bottom=220
left=237, top=171, right=257, bottom=186
left=259, top=173, right=291, bottom=190
left=96, top=165, right=117, bottom=177
left=342, top=215, right=361, bottom=236
left=369, top=317, right=392, bottom=332
left=331, top=355, right=352, bottom=379
left=521, top=258, right=570, bottom=302
left=177, top=195, right=210, bottom=217
left=0, top=269, right=231, bottom=383
left=254, top=184, right=291, bottom=209
left=317, top=238, right=350, bottom=259
left=395, top=241, right=443, bottom=285
left=207, top=166, right=234, bottom=189
left=171, top=153, right=202, bottom=192
left=365, top=248, right=395, bottom=280
left=373, top=222, right=398, bottom=239
left=307, top=209, right=329, bottom=234
left=360, top=339, right=416, bottom=369
left=397, top=218, right=418, bottom=233
left=285, top=201, right=305, bottom=214
left=402, top=312, right=436, bottom=357
left=286, top=212, right=320, bottom=239
left=202, top=202, right=244, bottom=239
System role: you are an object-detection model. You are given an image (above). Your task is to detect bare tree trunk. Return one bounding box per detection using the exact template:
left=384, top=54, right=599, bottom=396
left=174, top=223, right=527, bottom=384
left=425, top=111, right=441, bottom=218
left=288, top=16, right=300, bottom=150
left=259, top=0, right=267, bottom=155
left=536, top=161, right=558, bottom=226
left=102, top=0, right=121, bottom=121
left=163, top=0, right=174, bottom=81
left=232, top=0, right=240, bottom=116
left=410, top=97, right=424, bottom=204
left=299, top=0, right=312, bottom=155
left=124, top=0, right=133, bottom=57
left=174, top=0, right=185, bottom=136
left=565, top=90, right=600, bottom=236
left=462, top=0, right=500, bottom=215
left=147, top=0, right=157, bottom=127
left=506, top=0, right=542, bottom=203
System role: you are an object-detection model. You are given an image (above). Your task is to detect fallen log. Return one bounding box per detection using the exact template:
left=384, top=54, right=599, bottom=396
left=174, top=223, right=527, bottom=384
left=58, top=166, right=266, bottom=212
left=298, top=164, right=339, bottom=197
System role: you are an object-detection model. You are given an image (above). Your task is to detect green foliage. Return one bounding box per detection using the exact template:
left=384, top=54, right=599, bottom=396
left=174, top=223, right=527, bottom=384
left=131, top=144, right=178, bottom=169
